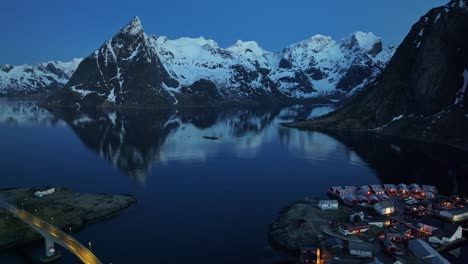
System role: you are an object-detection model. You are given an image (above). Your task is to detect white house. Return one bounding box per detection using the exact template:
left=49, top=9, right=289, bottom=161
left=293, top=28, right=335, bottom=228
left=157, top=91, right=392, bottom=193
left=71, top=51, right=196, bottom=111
left=318, top=200, right=339, bottom=210
left=374, top=201, right=395, bottom=215
left=34, top=188, right=56, bottom=198
left=349, top=241, right=373, bottom=257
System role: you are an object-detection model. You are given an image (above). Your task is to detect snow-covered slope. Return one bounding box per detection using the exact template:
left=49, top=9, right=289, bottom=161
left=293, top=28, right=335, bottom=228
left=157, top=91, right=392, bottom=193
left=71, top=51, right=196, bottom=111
left=0, top=59, right=82, bottom=96
left=272, top=32, right=395, bottom=97
left=153, top=36, right=278, bottom=101
left=42, top=17, right=394, bottom=108
left=154, top=31, right=395, bottom=101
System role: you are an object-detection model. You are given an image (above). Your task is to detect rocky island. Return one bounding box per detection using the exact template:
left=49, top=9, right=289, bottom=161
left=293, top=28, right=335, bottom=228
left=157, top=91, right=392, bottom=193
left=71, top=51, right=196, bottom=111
left=269, top=183, right=468, bottom=264
left=0, top=187, right=136, bottom=250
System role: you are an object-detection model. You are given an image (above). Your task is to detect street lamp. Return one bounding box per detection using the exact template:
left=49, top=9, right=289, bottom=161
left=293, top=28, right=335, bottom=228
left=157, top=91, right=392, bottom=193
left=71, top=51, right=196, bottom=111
left=51, top=217, right=54, bottom=224
left=88, top=241, right=92, bottom=250
left=69, top=227, right=72, bottom=236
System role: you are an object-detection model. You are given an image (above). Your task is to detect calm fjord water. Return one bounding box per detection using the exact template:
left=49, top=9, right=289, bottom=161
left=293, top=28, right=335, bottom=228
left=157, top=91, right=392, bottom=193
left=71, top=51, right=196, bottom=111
left=0, top=99, right=467, bottom=264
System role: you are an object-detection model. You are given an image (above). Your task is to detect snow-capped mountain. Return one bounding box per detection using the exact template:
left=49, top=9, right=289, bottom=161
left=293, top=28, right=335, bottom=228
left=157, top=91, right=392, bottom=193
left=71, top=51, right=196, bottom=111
left=289, top=0, right=468, bottom=150
left=41, top=17, right=394, bottom=108
left=0, top=59, right=82, bottom=96
left=45, top=17, right=180, bottom=108
left=272, top=32, right=394, bottom=97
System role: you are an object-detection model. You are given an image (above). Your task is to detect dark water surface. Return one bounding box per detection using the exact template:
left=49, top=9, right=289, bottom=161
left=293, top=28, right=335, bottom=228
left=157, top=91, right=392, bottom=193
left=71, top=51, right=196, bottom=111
left=0, top=99, right=467, bottom=263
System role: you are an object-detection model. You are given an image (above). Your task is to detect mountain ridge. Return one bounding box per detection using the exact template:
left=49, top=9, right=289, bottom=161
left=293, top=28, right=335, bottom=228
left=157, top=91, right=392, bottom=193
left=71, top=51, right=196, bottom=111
left=29, top=16, right=393, bottom=108
left=0, top=59, right=82, bottom=96
left=286, top=0, right=468, bottom=150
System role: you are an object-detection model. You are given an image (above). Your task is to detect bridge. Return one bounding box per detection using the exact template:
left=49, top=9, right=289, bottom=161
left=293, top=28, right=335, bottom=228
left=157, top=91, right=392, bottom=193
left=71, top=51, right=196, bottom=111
left=0, top=200, right=102, bottom=264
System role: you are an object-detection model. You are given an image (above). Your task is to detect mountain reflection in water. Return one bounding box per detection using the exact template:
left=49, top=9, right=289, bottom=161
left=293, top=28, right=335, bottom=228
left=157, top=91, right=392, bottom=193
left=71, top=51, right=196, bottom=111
left=0, top=99, right=466, bottom=195
left=46, top=105, right=337, bottom=184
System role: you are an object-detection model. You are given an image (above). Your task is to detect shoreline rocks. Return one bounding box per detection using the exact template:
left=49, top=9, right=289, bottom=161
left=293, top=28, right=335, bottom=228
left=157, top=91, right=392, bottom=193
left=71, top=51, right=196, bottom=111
left=268, top=198, right=350, bottom=252
left=0, top=187, right=136, bottom=250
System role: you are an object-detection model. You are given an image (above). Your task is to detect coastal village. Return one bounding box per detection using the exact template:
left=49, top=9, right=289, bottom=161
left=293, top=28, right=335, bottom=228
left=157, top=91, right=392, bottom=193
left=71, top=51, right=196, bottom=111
left=269, top=183, right=468, bottom=264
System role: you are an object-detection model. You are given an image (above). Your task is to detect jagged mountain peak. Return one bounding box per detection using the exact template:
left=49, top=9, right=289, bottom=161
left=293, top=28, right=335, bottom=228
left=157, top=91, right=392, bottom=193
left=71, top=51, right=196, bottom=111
left=226, top=40, right=269, bottom=57
left=350, top=32, right=380, bottom=48
left=343, top=31, right=382, bottom=56
left=229, top=40, right=261, bottom=49
left=304, top=34, right=333, bottom=52
left=285, top=34, right=334, bottom=54
left=119, top=16, right=144, bottom=36
left=43, top=16, right=179, bottom=108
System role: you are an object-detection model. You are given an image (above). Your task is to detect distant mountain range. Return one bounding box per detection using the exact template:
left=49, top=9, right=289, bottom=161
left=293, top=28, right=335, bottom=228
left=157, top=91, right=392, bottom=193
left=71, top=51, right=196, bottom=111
left=1, top=17, right=394, bottom=106
left=287, top=0, right=468, bottom=150
left=0, top=59, right=82, bottom=96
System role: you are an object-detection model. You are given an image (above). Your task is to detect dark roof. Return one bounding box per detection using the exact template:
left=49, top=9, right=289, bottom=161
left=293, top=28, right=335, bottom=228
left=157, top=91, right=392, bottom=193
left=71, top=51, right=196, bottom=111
left=343, top=221, right=369, bottom=229
left=390, top=216, right=412, bottom=225
left=408, top=239, right=450, bottom=264
left=301, top=246, right=318, bottom=252
left=393, top=223, right=411, bottom=232
left=376, top=201, right=395, bottom=208
left=386, top=231, right=405, bottom=238
left=382, top=239, right=396, bottom=248
left=442, top=207, right=468, bottom=215
left=326, top=238, right=344, bottom=248
left=348, top=241, right=374, bottom=252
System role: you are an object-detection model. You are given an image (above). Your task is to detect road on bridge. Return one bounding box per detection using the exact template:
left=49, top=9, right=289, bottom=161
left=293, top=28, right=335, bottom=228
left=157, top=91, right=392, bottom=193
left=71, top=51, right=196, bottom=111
left=0, top=200, right=102, bottom=264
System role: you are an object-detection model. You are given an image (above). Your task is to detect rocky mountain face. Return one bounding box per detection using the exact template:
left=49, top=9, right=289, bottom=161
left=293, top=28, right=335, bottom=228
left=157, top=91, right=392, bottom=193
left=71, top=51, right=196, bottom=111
left=41, top=16, right=394, bottom=108
left=44, top=17, right=180, bottom=108
left=0, top=59, right=82, bottom=96
left=288, top=0, right=468, bottom=150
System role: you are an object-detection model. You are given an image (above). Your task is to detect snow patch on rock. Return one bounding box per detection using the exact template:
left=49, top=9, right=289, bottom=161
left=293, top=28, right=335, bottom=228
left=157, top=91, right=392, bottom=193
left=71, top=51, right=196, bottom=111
left=455, top=69, right=468, bottom=106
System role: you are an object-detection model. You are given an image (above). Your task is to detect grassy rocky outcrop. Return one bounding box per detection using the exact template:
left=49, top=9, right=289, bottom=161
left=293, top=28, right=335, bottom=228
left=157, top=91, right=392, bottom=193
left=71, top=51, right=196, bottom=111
left=0, top=187, right=136, bottom=250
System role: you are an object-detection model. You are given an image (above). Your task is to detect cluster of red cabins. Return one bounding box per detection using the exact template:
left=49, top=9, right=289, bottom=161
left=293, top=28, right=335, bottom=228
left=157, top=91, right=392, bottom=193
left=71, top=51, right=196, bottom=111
left=328, top=183, right=437, bottom=206
left=381, top=217, right=436, bottom=253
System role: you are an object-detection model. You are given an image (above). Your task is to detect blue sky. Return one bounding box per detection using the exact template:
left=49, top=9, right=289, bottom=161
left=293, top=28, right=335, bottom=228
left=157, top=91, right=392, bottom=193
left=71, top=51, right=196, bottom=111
left=1, top=0, right=448, bottom=65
